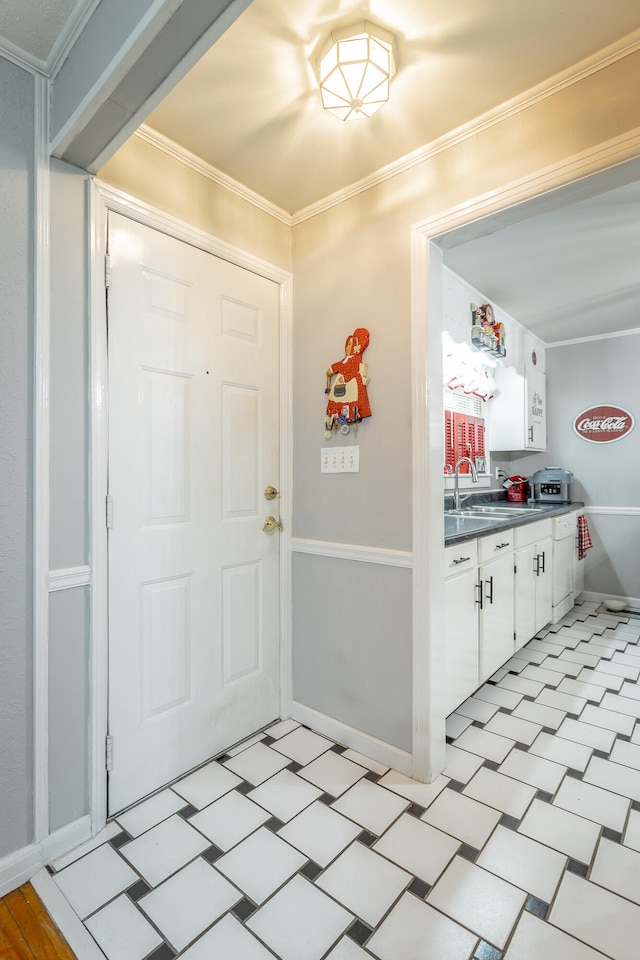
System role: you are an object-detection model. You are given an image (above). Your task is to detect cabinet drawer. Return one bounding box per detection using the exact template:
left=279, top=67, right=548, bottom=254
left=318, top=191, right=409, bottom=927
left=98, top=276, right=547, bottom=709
left=478, top=530, right=513, bottom=563
left=444, top=540, right=478, bottom=577
left=514, top=518, right=552, bottom=547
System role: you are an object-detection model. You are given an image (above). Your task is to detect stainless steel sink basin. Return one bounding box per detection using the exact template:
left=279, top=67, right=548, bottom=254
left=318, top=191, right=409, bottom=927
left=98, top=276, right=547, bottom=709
left=448, top=505, right=543, bottom=518
left=444, top=514, right=498, bottom=536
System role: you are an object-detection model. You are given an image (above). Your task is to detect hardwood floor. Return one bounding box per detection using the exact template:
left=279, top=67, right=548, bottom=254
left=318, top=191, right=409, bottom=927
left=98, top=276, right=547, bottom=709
left=0, top=882, right=77, bottom=960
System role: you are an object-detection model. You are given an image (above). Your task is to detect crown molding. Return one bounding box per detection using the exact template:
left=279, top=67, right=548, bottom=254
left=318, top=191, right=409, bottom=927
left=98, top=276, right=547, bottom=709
left=135, top=125, right=293, bottom=226
left=127, top=26, right=640, bottom=226
left=291, top=27, right=640, bottom=224
left=548, top=327, right=640, bottom=349
left=0, top=36, right=47, bottom=76
left=47, top=0, right=101, bottom=80
left=0, top=0, right=99, bottom=78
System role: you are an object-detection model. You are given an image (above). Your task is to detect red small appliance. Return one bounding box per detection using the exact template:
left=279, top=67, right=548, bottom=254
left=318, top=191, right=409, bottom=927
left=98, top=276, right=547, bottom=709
left=505, top=475, right=529, bottom=502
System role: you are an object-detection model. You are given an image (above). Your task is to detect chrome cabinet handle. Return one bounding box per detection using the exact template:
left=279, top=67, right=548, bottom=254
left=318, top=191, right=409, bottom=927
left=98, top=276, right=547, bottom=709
left=452, top=556, right=471, bottom=565
left=475, top=580, right=483, bottom=609
left=495, top=542, right=510, bottom=550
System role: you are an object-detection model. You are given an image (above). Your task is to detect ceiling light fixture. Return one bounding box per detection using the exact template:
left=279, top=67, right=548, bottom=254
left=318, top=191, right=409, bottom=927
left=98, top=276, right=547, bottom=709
left=317, top=21, right=396, bottom=121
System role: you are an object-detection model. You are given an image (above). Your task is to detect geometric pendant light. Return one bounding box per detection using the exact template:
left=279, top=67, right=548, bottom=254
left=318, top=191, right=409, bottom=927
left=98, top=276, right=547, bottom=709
left=317, top=21, right=396, bottom=121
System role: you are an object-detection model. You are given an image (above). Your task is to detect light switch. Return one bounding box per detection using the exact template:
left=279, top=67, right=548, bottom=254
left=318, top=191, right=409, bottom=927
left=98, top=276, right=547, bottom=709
left=321, top=445, right=360, bottom=473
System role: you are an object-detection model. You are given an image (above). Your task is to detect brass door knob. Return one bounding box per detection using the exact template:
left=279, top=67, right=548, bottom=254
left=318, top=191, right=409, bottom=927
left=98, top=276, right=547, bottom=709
left=264, top=485, right=279, bottom=501
left=262, top=516, right=283, bottom=533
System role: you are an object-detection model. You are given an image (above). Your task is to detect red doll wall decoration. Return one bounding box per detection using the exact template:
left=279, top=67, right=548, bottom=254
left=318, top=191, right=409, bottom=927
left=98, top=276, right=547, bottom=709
left=325, top=327, right=371, bottom=437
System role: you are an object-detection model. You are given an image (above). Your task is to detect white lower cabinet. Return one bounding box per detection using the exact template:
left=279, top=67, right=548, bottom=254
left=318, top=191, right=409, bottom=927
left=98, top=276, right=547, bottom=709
left=443, top=534, right=515, bottom=717
left=443, top=517, right=563, bottom=717
left=478, top=532, right=515, bottom=680
left=514, top=519, right=553, bottom=649
left=443, top=542, right=479, bottom=718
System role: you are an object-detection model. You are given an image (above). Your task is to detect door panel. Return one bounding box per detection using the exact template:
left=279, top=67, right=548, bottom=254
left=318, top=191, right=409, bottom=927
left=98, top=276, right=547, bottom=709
left=107, top=213, right=281, bottom=815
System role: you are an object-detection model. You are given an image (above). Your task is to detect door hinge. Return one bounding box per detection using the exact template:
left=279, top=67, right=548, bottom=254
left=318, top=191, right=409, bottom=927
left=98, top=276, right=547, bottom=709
left=106, top=494, right=114, bottom=529
left=105, top=253, right=112, bottom=290
left=106, top=734, right=114, bottom=772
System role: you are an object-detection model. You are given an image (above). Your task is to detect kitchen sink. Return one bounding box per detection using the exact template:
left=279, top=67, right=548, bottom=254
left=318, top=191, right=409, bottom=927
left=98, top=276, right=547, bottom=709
left=448, top=505, right=544, bottom=518
left=444, top=514, right=498, bottom=536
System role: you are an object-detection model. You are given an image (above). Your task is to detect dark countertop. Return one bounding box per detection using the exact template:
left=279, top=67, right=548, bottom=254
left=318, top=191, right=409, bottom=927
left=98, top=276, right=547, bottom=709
left=444, top=495, right=585, bottom=546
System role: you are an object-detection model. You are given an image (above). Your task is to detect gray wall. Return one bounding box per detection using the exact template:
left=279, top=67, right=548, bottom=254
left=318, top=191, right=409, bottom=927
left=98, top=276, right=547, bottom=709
left=0, top=58, right=35, bottom=858
left=50, top=160, right=89, bottom=570
left=291, top=199, right=414, bottom=748
left=511, top=335, right=640, bottom=596
left=48, top=160, right=91, bottom=829
left=49, top=588, right=90, bottom=831
left=293, top=555, right=413, bottom=751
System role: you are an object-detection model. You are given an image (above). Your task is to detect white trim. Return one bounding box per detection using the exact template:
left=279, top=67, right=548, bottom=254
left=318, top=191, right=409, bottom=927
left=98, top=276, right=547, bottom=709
left=584, top=506, right=640, bottom=516
left=410, top=130, right=640, bottom=786
left=548, top=328, right=640, bottom=348
left=33, top=74, right=51, bottom=846
left=0, top=0, right=99, bottom=78
left=410, top=235, right=446, bottom=783
left=88, top=179, right=294, bottom=834
left=122, top=34, right=640, bottom=227
left=87, top=180, right=110, bottom=837
left=583, top=591, right=640, bottom=609
left=0, top=37, right=47, bottom=76
left=293, top=31, right=640, bottom=223
left=93, top=180, right=291, bottom=282
left=32, top=868, right=106, bottom=960
left=290, top=701, right=413, bottom=778
left=50, top=0, right=184, bottom=157
left=135, top=126, right=292, bottom=226
left=47, top=0, right=102, bottom=80
left=279, top=278, right=294, bottom=719
left=0, top=817, right=91, bottom=899
left=291, top=537, right=413, bottom=568
left=87, top=0, right=253, bottom=174
left=49, top=566, right=92, bottom=592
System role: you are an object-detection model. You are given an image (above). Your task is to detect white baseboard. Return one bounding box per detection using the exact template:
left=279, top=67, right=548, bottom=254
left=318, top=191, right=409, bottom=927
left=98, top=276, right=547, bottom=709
left=0, top=816, right=92, bottom=898
left=583, top=591, right=640, bottom=610
left=32, top=868, right=106, bottom=960
left=290, top=700, right=413, bottom=777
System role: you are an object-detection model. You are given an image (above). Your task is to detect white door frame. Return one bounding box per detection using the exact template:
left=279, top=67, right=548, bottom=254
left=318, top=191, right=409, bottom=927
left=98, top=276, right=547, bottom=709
left=87, top=179, right=294, bottom=833
left=410, top=129, right=640, bottom=782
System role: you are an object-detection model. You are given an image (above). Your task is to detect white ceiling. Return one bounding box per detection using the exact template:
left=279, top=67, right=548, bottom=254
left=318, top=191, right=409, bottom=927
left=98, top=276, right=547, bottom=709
left=144, top=0, right=640, bottom=216
left=3, top=0, right=640, bottom=344
left=442, top=175, right=640, bottom=344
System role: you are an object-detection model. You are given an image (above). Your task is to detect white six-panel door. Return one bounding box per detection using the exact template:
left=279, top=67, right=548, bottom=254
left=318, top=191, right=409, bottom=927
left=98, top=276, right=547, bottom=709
left=107, top=212, right=281, bottom=814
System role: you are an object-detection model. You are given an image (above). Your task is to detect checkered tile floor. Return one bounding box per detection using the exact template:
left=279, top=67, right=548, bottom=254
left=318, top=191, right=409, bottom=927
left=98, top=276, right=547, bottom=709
left=50, top=601, right=640, bottom=960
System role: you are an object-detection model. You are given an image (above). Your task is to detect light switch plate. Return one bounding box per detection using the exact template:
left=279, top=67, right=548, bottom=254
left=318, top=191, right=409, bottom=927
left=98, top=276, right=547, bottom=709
left=321, top=445, right=360, bottom=473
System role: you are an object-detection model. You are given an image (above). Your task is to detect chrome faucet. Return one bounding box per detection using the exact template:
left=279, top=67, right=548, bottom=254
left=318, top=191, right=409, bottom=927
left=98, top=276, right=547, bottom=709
left=453, top=457, right=479, bottom=509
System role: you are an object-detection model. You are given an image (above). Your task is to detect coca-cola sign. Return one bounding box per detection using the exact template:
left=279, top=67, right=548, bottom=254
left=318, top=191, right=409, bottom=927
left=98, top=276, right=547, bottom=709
left=573, top=404, right=634, bottom=443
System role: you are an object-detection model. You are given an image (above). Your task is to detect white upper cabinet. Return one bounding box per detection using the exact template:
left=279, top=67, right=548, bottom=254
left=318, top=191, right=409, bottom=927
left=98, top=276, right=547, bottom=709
left=489, top=363, right=546, bottom=452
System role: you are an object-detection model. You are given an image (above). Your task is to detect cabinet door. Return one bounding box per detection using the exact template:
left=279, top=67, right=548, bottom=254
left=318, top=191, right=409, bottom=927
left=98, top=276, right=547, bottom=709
left=514, top=544, right=536, bottom=649
left=443, top=569, right=479, bottom=716
left=525, top=367, right=546, bottom=450
left=479, top=553, right=514, bottom=681
left=535, top=536, right=553, bottom=632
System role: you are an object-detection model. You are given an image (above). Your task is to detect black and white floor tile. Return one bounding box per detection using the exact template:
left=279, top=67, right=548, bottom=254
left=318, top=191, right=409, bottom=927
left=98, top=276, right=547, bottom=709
left=50, top=600, right=640, bottom=960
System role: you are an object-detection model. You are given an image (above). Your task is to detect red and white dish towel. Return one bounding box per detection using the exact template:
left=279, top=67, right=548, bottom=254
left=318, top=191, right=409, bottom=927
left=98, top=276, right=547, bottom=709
left=578, top=515, right=593, bottom=560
